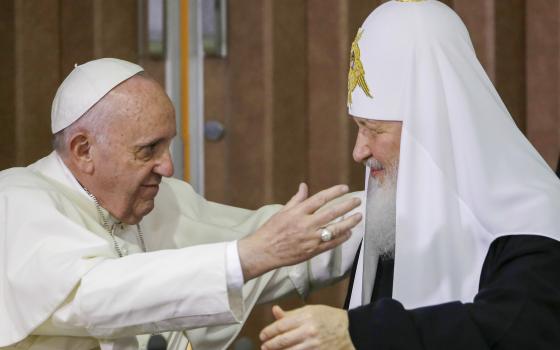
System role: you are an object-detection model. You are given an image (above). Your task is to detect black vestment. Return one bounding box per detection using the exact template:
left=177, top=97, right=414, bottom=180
left=346, top=235, right=560, bottom=349
left=556, top=154, right=560, bottom=178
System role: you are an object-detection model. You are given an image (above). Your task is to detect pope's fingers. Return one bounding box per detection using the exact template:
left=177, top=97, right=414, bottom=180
left=309, top=196, right=361, bottom=228
left=283, top=183, right=308, bottom=211
left=297, top=185, right=349, bottom=214
left=317, top=213, right=362, bottom=250
left=317, top=230, right=351, bottom=252
left=320, top=212, right=362, bottom=240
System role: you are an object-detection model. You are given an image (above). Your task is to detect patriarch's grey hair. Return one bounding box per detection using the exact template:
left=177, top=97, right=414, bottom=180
left=366, top=159, right=399, bottom=259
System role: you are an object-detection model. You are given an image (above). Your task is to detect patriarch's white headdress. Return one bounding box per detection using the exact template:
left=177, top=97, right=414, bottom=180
left=349, top=0, right=560, bottom=308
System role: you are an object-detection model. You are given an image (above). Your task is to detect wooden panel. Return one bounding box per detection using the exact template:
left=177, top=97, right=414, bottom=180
left=270, top=0, right=308, bottom=203
left=204, top=58, right=229, bottom=204
left=526, top=0, right=560, bottom=167
left=227, top=0, right=271, bottom=208
left=93, top=0, right=138, bottom=61
left=454, top=0, right=496, bottom=80
left=307, top=0, right=352, bottom=194
left=14, top=0, right=60, bottom=165
left=308, top=0, right=347, bottom=190
left=494, top=0, right=526, bottom=131
left=137, top=0, right=166, bottom=86
left=0, top=0, right=16, bottom=169
left=60, top=0, right=95, bottom=76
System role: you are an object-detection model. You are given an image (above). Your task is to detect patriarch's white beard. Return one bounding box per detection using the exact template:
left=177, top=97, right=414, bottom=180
left=365, top=162, right=398, bottom=259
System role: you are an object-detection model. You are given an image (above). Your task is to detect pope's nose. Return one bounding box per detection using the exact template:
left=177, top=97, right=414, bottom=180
left=154, top=150, right=174, bottom=177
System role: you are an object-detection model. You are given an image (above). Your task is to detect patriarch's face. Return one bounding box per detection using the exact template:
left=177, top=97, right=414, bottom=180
left=352, top=117, right=402, bottom=183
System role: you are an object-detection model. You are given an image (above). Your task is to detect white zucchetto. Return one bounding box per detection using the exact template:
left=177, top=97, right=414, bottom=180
left=51, top=58, right=143, bottom=134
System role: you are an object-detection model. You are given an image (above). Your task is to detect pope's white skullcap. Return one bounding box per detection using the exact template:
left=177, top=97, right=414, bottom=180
left=51, top=58, right=144, bottom=134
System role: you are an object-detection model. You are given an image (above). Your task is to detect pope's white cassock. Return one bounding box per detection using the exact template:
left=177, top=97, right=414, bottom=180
left=0, top=150, right=363, bottom=350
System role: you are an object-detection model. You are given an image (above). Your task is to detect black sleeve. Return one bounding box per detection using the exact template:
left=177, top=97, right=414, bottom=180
left=347, top=235, right=560, bottom=350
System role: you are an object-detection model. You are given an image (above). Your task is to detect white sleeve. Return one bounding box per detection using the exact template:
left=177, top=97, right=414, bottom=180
left=48, top=242, right=245, bottom=339
left=226, top=241, right=244, bottom=291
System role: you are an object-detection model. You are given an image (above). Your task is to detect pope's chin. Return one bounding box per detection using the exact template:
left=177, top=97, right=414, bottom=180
left=127, top=200, right=156, bottom=224
left=128, top=187, right=159, bottom=221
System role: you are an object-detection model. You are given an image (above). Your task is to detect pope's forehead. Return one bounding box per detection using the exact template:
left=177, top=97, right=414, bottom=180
left=112, top=75, right=163, bottom=95
left=91, top=79, right=174, bottom=133
left=107, top=76, right=173, bottom=109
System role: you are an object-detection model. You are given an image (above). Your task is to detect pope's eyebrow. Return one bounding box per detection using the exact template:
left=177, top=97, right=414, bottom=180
left=137, top=137, right=164, bottom=148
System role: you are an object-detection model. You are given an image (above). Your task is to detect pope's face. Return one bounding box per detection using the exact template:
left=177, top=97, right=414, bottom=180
left=91, top=76, right=176, bottom=224
left=352, top=117, right=402, bottom=182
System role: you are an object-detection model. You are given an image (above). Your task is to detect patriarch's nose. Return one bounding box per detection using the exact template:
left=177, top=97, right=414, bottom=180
left=353, top=132, right=371, bottom=163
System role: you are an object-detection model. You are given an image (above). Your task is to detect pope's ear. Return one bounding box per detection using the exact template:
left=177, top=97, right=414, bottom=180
left=68, top=132, right=94, bottom=174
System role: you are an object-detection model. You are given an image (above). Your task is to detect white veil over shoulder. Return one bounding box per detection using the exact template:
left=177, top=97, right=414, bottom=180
left=348, top=0, right=560, bottom=309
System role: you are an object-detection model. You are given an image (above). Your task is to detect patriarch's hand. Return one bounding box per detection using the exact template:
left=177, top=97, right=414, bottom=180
left=260, top=305, right=355, bottom=350
left=238, top=183, right=362, bottom=281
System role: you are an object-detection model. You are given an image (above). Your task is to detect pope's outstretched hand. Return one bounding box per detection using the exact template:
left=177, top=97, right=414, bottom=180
left=238, top=183, right=362, bottom=281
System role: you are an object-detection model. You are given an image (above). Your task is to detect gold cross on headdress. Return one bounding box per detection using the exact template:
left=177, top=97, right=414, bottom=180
left=348, top=28, right=373, bottom=106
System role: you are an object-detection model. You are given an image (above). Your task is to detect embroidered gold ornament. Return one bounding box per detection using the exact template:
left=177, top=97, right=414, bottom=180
left=348, top=29, right=372, bottom=106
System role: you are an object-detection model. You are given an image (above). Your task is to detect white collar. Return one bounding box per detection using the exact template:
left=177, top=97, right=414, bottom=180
left=54, top=152, right=91, bottom=199
left=29, top=151, right=120, bottom=225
